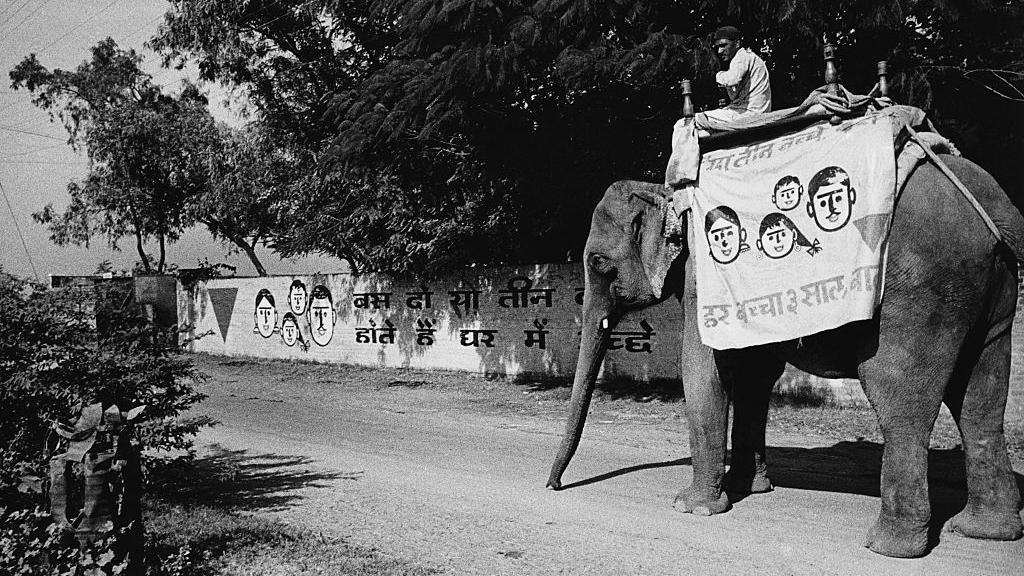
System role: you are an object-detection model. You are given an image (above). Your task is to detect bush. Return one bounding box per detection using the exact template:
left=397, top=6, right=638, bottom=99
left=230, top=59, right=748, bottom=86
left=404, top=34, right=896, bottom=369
left=0, top=267, right=210, bottom=573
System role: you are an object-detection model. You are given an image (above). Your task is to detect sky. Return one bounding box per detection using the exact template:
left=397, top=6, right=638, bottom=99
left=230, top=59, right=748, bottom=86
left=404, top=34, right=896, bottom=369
left=0, top=0, right=340, bottom=281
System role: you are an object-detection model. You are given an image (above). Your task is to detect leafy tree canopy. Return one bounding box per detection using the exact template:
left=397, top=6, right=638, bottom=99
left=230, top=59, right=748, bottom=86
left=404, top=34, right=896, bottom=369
left=10, top=39, right=220, bottom=273
left=156, top=0, right=1023, bottom=274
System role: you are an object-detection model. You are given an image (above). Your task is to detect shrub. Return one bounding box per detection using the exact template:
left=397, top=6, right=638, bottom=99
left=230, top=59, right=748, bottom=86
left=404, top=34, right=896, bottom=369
left=0, top=267, right=210, bottom=573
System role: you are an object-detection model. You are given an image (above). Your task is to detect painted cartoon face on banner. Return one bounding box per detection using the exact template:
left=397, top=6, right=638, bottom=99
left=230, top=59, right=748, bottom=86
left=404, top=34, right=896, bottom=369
left=280, top=312, right=302, bottom=347
left=288, top=279, right=308, bottom=315
left=307, top=285, right=337, bottom=346
left=757, top=213, right=796, bottom=259
left=252, top=288, right=279, bottom=338
left=772, top=175, right=803, bottom=211
left=705, top=205, right=748, bottom=264
left=807, top=166, right=857, bottom=232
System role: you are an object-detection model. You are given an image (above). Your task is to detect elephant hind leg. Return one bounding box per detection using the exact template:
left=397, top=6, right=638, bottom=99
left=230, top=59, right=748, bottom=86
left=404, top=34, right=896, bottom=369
left=859, top=330, right=954, bottom=557
left=943, top=322, right=1024, bottom=542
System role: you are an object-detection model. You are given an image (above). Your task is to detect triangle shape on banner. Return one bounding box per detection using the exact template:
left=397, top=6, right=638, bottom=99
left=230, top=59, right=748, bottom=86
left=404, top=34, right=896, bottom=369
left=207, top=287, right=238, bottom=342
left=852, top=214, right=889, bottom=252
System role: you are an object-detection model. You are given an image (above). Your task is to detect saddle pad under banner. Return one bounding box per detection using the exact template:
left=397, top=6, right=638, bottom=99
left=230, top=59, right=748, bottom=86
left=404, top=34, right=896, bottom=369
left=691, top=111, right=897, bottom=349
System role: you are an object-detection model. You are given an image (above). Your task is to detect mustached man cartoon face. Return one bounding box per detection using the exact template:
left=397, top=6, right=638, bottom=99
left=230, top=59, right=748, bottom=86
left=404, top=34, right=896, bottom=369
left=807, top=166, right=856, bottom=232
left=288, top=279, right=308, bottom=315
left=278, top=313, right=301, bottom=344
left=772, top=175, right=803, bottom=211
left=307, top=285, right=337, bottom=346
left=705, top=205, right=748, bottom=264
left=252, top=288, right=279, bottom=338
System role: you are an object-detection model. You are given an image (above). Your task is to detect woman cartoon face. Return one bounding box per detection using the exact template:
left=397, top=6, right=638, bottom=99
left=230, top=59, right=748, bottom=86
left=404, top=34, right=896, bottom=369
left=758, top=220, right=796, bottom=259
left=281, top=313, right=301, bottom=346
left=705, top=206, right=746, bottom=264
left=253, top=289, right=278, bottom=338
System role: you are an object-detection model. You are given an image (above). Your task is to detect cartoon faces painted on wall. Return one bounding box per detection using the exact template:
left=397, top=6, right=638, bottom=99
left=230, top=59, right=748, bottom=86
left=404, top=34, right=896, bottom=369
left=772, top=175, right=803, bottom=211
left=280, top=312, right=308, bottom=350
left=307, top=285, right=337, bottom=346
left=252, top=289, right=279, bottom=338
left=288, top=279, right=308, bottom=315
left=807, top=166, right=856, bottom=232
left=705, top=205, right=749, bottom=264
left=757, top=213, right=822, bottom=259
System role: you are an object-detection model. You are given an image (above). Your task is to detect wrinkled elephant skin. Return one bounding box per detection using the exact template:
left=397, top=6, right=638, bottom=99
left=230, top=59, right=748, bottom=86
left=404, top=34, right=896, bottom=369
left=548, top=156, right=1024, bottom=558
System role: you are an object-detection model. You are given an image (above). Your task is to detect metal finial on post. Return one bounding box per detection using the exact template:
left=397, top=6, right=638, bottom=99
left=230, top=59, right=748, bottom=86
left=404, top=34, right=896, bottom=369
left=877, top=60, right=889, bottom=98
left=681, top=79, right=694, bottom=118
left=823, top=44, right=839, bottom=96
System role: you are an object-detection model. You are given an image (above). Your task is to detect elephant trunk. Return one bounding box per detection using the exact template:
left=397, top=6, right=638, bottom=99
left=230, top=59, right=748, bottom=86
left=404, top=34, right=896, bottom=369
left=547, top=273, right=616, bottom=490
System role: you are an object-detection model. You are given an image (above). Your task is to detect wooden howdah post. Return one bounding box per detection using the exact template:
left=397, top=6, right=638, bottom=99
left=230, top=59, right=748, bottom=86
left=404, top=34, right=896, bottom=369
left=823, top=43, right=842, bottom=124
left=681, top=79, right=694, bottom=118
left=823, top=44, right=839, bottom=95
left=877, top=60, right=889, bottom=98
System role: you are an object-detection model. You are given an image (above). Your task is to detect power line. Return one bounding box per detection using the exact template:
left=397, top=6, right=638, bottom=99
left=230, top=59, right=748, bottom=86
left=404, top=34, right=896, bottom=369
left=0, top=177, right=39, bottom=281
left=0, top=159, right=83, bottom=165
left=119, top=12, right=164, bottom=46
left=0, top=124, right=67, bottom=141
left=0, top=141, right=68, bottom=159
left=0, top=0, right=32, bottom=28
left=0, top=0, right=55, bottom=38
left=35, top=0, right=123, bottom=55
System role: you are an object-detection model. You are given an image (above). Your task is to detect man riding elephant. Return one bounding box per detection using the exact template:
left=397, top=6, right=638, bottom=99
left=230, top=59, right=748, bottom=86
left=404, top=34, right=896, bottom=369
left=695, top=25, right=773, bottom=132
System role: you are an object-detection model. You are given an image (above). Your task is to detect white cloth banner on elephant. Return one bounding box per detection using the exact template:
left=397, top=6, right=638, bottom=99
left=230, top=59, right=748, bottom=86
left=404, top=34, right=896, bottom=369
left=690, top=111, right=897, bottom=349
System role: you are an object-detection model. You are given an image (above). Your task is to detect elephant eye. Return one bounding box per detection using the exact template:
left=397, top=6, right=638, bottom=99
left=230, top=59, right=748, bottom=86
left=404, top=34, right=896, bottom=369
left=588, top=253, right=608, bottom=271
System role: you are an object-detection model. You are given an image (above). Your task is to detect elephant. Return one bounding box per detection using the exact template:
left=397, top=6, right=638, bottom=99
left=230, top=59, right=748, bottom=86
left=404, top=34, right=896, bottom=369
left=546, top=154, right=1024, bottom=558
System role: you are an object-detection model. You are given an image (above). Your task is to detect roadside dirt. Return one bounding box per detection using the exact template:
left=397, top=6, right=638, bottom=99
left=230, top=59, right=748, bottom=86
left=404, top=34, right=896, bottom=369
left=188, top=354, right=1024, bottom=575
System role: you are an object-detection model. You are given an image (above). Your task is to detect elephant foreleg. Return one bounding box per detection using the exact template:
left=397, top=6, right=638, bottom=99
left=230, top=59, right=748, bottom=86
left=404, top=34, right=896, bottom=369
left=724, top=346, right=784, bottom=495
left=673, top=304, right=731, bottom=515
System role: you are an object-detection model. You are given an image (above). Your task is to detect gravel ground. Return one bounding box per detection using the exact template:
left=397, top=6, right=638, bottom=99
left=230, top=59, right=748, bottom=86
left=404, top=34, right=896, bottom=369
left=185, top=353, right=1024, bottom=575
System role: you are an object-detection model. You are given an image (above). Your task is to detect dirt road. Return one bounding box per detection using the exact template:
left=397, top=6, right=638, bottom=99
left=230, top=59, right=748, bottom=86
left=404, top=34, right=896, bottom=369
left=190, top=355, right=1024, bottom=575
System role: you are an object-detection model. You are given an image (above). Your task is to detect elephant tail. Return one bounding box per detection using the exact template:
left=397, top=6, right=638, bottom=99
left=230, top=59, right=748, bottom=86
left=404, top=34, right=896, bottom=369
left=938, top=154, right=1024, bottom=263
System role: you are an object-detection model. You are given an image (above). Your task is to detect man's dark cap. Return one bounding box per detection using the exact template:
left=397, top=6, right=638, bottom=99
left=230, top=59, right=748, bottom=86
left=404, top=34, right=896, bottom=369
left=713, top=26, right=742, bottom=42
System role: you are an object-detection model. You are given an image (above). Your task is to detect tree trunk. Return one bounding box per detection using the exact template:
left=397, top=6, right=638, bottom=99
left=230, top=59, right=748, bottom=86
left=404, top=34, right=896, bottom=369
left=134, top=230, right=151, bottom=273
left=202, top=220, right=268, bottom=276
left=241, top=240, right=268, bottom=277
left=157, top=233, right=166, bottom=273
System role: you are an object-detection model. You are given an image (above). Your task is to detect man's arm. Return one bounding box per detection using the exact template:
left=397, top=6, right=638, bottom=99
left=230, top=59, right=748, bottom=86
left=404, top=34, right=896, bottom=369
left=715, top=49, right=751, bottom=88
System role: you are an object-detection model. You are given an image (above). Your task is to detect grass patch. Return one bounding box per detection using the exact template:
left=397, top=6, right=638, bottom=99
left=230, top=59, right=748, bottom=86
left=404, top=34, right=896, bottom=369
left=144, top=450, right=436, bottom=576
left=146, top=500, right=437, bottom=576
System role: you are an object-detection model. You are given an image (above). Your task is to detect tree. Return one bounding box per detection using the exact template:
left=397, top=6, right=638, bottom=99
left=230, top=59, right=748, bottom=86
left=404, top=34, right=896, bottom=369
left=150, top=0, right=394, bottom=145
left=10, top=39, right=220, bottom=273
left=152, top=1, right=1024, bottom=274
left=195, top=125, right=297, bottom=276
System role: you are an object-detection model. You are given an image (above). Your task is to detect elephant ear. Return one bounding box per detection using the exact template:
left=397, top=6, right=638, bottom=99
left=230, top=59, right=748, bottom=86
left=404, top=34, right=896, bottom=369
left=631, top=185, right=688, bottom=299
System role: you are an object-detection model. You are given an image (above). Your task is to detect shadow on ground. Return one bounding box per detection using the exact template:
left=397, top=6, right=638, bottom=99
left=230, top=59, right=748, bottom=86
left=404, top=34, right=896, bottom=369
left=562, top=440, right=1024, bottom=553
left=149, top=444, right=359, bottom=512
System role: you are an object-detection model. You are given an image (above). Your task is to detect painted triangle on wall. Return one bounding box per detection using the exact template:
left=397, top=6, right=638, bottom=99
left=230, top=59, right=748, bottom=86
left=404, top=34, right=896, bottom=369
left=207, top=287, right=239, bottom=342
left=852, top=213, right=890, bottom=252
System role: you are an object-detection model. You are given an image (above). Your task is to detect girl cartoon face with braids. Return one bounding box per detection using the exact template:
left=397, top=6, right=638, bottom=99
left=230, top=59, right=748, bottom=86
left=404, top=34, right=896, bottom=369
left=757, top=212, right=822, bottom=259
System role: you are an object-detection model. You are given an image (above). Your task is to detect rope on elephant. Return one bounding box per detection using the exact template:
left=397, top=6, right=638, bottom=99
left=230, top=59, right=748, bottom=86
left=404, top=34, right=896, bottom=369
left=905, top=125, right=1004, bottom=245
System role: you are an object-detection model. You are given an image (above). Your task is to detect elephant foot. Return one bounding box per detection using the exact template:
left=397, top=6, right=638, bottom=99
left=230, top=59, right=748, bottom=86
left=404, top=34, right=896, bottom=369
left=725, top=466, right=773, bottom=495
left=672, top=487, right=731, bottom=516
left=864, top=515, right=929, bottom=558
left=943, top=507, right=1023, bottom=541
